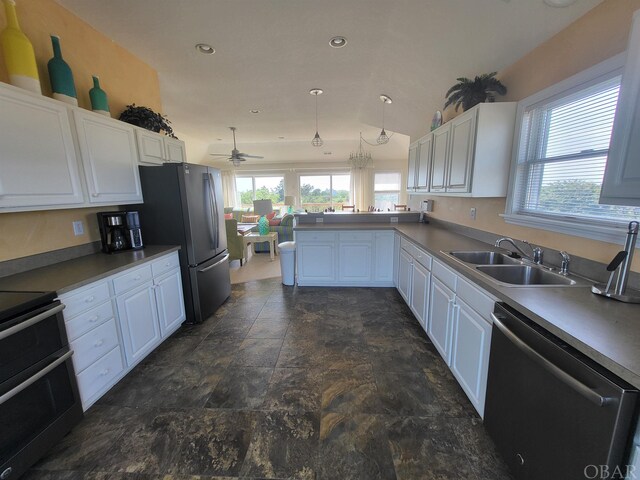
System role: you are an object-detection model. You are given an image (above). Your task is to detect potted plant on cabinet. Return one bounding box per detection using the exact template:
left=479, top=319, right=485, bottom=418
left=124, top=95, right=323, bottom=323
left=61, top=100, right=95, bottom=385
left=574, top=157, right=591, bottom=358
left=444, top=72, right=507, bottom=112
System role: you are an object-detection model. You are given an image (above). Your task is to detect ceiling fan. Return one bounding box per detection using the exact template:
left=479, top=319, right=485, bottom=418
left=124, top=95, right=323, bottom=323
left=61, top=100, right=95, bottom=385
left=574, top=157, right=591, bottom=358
left=209, top=127, right=263, bottom=166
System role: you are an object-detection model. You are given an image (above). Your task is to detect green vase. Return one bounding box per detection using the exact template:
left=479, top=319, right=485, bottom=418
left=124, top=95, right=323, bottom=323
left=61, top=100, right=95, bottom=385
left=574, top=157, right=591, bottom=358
left=89, top=75, right=110, bottom=116
left=258, top=215, right=269, bottom=235
left=47, top=35, right=77, bottom=105
left=0, top=0, right=41, bottom=93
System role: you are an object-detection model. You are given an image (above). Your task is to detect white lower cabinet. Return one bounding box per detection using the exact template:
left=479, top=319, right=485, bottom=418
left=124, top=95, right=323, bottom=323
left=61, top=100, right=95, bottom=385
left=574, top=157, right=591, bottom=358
left=410, top=261, right=430, bottom=329
left=428, top=276, right=456, bottom=364
left=60, top=251, right=185, bottom=410
left=295, top=230, right=394, bottom=286
left=116, top=281, right=162, bottom=365
left=397, top=249, right=413, bottom=303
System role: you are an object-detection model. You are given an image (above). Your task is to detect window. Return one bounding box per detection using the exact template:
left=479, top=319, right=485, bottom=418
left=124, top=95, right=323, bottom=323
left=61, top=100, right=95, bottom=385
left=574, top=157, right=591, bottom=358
left=505, top=54, right=640, bottom=242
left=374, top=172, right=401, bottom=211
left=299, top=174, right=350, bottom=212
left=235, top=176, right=284, bottom=208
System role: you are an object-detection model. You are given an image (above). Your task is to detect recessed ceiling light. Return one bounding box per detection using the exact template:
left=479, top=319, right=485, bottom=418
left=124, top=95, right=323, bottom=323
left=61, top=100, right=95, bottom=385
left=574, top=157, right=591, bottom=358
left=278, top=136, right=285, bottom=139
left=324, top=152, right=332, bottom=155
left=217, top=138, right=223, bottom=141
left=250, top=109, right=261, bottom=114
left=195, top=43, right=215, bottom=55
left=543, top=0, right=577, bottom=6
left=329, top=36, right=347, bottom=48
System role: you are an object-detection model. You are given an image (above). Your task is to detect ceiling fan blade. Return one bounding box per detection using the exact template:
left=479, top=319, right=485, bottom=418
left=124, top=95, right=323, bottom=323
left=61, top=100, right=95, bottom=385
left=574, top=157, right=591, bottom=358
left=238, top=154, right=264, bottom=159
left=209, top=153, right=230, bottom=156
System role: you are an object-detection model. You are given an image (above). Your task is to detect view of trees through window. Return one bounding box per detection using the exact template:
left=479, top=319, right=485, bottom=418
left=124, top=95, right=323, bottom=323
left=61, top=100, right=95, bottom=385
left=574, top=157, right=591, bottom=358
left=235, top=176, right=284, bottom=208
left=299, top=174, right=350, bottom=212
left=374, top=172, right=401, bottom=211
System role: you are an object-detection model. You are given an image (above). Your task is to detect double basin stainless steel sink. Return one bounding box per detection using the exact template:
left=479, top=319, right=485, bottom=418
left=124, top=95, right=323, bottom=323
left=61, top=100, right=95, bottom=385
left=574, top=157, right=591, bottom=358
left=443, top=250, right=580, bottom=287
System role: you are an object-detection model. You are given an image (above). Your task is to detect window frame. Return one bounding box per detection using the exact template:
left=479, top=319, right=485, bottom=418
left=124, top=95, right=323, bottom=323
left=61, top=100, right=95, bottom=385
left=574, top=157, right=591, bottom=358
left=235, top=174, right=285, bottom=208
left=373, top=171, right=402, bottom=210
left=503, top=52, right=633, bottom=243
left=298, top=171, right=352, bottom=211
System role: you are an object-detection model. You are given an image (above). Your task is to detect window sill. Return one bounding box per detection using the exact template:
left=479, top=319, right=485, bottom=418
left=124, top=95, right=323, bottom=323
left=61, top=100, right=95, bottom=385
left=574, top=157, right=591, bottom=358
left=501, top=213, right=633, bottom=245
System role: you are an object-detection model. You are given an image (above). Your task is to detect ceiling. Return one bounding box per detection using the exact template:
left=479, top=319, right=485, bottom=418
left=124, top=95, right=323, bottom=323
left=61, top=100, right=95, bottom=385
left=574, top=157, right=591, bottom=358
left=57, top=0, right=602, bottom=166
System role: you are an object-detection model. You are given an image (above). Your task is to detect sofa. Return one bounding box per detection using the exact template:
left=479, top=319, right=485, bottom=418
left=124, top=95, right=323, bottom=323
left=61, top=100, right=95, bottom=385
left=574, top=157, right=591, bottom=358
left=223, top=207, right=294, bottom=253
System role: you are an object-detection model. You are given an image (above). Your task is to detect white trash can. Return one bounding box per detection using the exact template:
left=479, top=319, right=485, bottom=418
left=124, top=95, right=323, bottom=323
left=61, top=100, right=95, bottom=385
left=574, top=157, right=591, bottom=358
left=278, top=241, right=296, bottom=286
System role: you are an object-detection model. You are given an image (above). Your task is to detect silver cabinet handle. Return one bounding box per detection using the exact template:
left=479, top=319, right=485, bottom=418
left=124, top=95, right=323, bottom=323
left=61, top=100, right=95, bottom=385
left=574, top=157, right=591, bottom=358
left=0, top=303, right=65, bottom=341
left=0, top=350, right=73, bottom=405
left=198, top=253, right=230, bottom=273
left=490, top=313, right=611, bottom=407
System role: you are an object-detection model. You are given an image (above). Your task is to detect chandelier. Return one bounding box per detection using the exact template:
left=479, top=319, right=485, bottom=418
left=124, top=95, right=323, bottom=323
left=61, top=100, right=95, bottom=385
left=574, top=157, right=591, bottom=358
left=350, top=133, right=372, bottom=169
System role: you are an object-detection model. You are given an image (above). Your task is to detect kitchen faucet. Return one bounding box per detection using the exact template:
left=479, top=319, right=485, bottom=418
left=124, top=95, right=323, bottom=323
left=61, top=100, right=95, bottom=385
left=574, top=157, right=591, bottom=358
left=494, top=237, right=544, bottom=265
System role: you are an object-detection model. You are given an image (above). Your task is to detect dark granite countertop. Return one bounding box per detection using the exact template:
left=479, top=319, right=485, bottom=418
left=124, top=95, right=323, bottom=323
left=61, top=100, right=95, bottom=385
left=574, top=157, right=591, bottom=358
left=0, top=245, right=180, bottom=295
left=295, top=222, right=640, bottom=388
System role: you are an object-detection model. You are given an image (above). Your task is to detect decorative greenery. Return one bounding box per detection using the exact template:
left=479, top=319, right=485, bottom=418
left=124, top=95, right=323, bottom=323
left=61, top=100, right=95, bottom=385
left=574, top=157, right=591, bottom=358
left=444, top=72, right=507, bottom=112
left=118, top=104, right=177, bottom=138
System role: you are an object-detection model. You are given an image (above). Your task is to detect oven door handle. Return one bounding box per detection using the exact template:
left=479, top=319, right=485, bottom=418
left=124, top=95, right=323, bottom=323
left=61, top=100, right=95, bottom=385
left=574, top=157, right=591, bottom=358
left=0, top=350, right=74, bottom=406
left=491, top=313, right=611, bottom=407
left=0, top=303, right=65, bottom=341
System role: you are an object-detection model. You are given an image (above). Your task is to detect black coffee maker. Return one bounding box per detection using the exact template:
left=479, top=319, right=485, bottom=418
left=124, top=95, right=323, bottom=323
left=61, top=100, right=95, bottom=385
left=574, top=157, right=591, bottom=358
left=97, top=211, right=144, bottom=253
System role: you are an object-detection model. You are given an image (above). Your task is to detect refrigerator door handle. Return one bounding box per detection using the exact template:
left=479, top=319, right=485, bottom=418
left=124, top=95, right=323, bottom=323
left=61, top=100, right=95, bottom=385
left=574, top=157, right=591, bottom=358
left=203, top=173, right=217, bottom=250
left=198, top=253, right=230, bottom=272
left=208, top=172, right=220, bottom=249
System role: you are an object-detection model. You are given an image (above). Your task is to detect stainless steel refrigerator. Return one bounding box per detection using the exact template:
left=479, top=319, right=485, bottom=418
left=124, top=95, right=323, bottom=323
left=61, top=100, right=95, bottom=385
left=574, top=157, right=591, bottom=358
left=135, top=163, right=231, bottom=324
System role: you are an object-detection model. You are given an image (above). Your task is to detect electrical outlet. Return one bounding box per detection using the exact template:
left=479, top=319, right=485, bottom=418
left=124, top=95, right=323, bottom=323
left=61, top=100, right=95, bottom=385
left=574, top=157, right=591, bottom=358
left=315, top=217, right=324, bottom=223
left=470, top=208, right=477, bottom=220
left=72, top=220, right=84, bottom=236
left=390, top=217, right=399, bottom=223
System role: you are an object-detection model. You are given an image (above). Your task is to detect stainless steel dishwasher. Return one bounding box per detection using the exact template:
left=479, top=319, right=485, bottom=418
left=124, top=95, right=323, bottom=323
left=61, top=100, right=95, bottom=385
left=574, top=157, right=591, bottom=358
left=485, top=303, right=639, bottom=480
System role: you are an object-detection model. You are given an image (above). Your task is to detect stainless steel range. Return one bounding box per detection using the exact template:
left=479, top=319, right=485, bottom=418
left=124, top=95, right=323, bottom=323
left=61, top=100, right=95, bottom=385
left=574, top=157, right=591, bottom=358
left=0, top=290, right=83, bottom=480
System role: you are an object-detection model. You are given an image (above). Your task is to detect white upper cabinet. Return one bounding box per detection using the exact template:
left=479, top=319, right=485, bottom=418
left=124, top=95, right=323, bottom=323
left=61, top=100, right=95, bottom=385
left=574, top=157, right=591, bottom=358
left=418, top=102, right=516, bottom=196
left=136, top=129, right=186, bottom=165
left=416, top=135, right=433, bottom=190
left=600, top=10, right=640, bottom=206
left=0, top=83, right=84, bottom=210
left=73, top=109, right=143, bottom=204
left=406, top=143, right=419, bottom=191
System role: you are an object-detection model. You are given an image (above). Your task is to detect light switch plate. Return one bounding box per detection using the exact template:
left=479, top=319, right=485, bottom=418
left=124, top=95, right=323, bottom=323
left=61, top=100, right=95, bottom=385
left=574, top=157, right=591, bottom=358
left=72, top=220, right=84, bottom=236
left=470, top=208, right=477, bottom=220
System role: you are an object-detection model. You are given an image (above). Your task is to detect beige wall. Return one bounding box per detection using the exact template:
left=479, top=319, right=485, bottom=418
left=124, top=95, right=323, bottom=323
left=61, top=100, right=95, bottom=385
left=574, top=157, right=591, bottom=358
left=0, top=0, right=162, bottom=262
left=414, top=0, right=640, bottom=272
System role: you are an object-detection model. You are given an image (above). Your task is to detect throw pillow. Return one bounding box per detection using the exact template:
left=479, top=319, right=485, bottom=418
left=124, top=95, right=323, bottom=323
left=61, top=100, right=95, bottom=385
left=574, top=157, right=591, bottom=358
left=269, top=218, right=282, bottom=226
left=224, top=213, right=233, bottom=220
left=266, top=211, right=276, bottom=220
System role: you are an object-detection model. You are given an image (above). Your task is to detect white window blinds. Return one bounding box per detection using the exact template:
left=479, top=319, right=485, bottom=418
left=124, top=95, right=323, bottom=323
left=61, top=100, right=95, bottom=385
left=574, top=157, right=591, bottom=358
left=511, top=74, right=640, bottom=226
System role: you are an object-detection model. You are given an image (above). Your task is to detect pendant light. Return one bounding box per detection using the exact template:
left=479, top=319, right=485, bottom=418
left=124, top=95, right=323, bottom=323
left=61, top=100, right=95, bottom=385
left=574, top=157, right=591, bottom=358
left=310, top=88, right=324, bottom=147
left=377, top=94, right=392, bottom=144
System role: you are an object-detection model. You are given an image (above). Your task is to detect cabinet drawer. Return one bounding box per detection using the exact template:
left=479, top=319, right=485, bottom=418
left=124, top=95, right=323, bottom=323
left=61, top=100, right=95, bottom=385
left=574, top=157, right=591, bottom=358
left=432, top=259, right=457, bottom=291
left=113, top=264, right=152, bottom=294
left=65, top=300, right=114, bottom=341
left=296, top=231, right=336, bottom=242
left=61, top=281, right=111, bottom=319
left=339, top=231, right=373, bottom=242
left=70, top=318, right=120, bottom=373
left=456, top=277, right=495, bottom=320
left=413, top=246, right=432, bottom=270
left=76, top=345, right=124, bottom=407
left=400, top=236, right=414, bottom=253
left=151, top=252, right=180, bottom=278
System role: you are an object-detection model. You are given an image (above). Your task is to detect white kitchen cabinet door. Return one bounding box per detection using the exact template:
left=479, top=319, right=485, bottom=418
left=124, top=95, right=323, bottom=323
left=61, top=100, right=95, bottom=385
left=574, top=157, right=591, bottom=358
left=73, top=110, right=143, bottom=204
left=407, top=143, right=419, bottom=191
left=116, top=282, right=161, bottom=366
left=398, top=249, right=413, bottom=304
left=430, top=125, right=450, bottom=192
left=154, top=269, right=186, bottom=337
left=393, top=233, right=401, bottom=287
left=0, top=84, right=84, bottom=209
left=450, top=297, right=492, bottom=417
left=410, top=261, right=430, bottom=330
left=374, top=231, right=395, bottom=283
left=339, top=243, right=372, bottom=282
left=164, top=137, right=186, bottom=163
left=446, top=109, right=476, bottom=193
left=136, top=129, right=165, bottom=165
left=297, top=242, right=336, bottom=284
left=416, top=135, right=433, bottom=190
left=601, top=11, right=640, bottom=206
left=428, top=276, right=455, bottom=365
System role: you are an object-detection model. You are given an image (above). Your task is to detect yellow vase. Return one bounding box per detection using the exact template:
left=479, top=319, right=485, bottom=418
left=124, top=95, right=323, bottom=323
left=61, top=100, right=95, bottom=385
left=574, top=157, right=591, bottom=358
left=1, top=0, right=41, bottom=93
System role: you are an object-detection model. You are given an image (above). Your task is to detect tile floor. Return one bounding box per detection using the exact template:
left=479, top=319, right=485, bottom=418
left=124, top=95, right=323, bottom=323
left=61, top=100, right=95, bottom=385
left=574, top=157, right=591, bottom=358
left=26, top=279, right=513, bottom=480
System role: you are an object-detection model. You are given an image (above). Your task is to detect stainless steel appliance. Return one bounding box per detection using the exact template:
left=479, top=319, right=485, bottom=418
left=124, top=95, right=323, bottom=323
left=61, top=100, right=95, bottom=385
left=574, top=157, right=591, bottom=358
left=134, top=163, right=231, bottom=324
left=97, top=211, right=144, bottom=253
left=0, top=291, right=83, bottom=480
left=485, top=303, right=639, bottom=480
